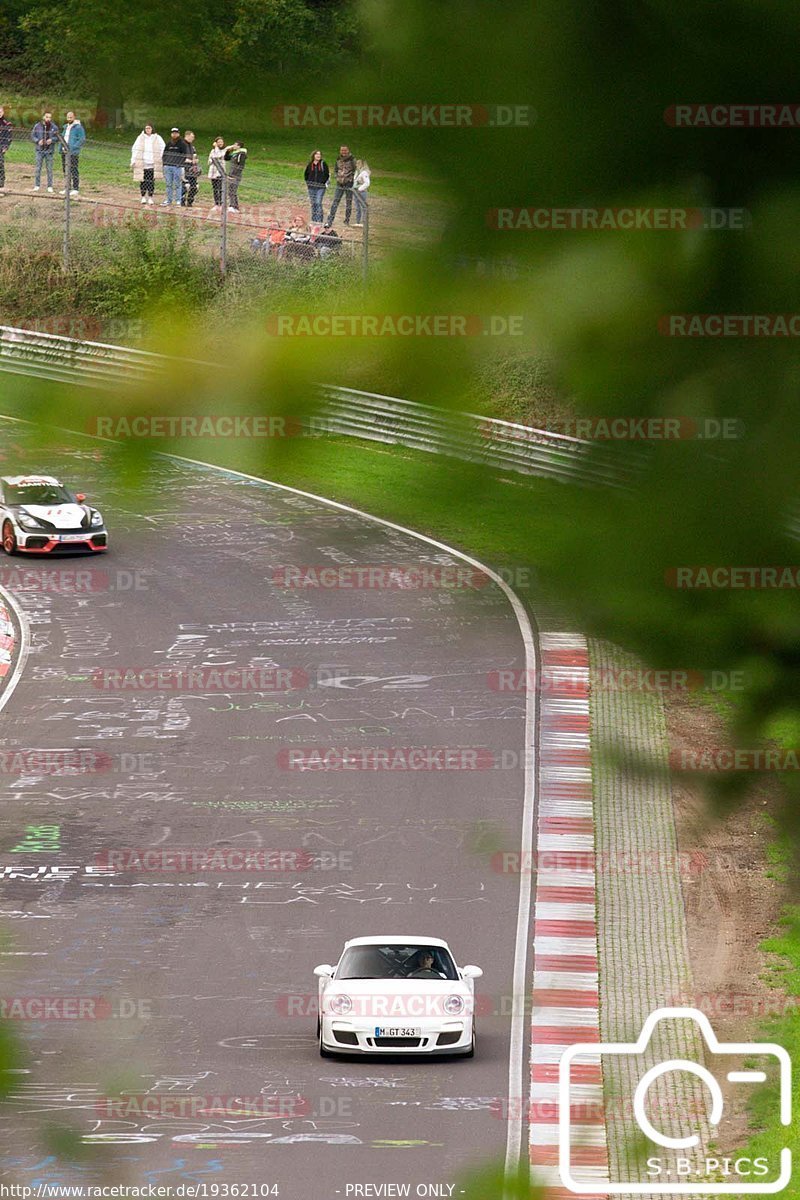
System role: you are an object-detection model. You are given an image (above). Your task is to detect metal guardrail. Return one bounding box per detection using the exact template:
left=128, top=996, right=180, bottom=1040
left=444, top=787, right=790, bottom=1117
left=0, top=323, right=636, bottom=487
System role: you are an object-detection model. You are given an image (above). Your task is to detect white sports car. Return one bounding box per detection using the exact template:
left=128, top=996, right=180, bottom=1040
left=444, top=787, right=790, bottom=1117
left=0, top=475, right=108, bottom=555
left=314, top=935, right=482, bottom=1058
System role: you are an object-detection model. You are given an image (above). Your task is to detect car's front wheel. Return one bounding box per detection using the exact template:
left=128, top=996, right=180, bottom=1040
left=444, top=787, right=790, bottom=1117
left=2, top=521, right=17, bottom=555
left=464, top=1020, right=476, bottom=1058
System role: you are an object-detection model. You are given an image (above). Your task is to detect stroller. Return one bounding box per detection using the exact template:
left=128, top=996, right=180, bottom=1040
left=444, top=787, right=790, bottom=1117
left=313, top=226, right=342, bottom=259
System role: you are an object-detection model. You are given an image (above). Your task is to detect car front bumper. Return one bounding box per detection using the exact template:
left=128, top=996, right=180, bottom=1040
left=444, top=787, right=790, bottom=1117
left=16, top=527, right=108, bottom=553
left=321, top=1015, right=473, bottom=1055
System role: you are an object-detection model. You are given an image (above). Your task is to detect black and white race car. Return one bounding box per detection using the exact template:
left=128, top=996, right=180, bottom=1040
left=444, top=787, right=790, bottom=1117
left=0, top=475, right=108, bottom=554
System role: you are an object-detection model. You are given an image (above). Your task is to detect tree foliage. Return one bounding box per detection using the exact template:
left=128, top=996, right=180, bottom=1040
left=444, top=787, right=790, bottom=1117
left=9, top=0, right=359, bottom=101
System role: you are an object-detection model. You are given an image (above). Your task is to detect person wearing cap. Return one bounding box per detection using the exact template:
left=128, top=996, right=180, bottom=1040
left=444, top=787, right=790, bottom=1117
left=162, top=127, right=188, bottom=206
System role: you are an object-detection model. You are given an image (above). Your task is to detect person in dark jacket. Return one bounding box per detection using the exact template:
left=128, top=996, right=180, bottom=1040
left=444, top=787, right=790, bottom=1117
left=0, top=106, right=12, bottom=194
left=181, top=130, right=200, bottom=207
left=30, top=111, right=58, bottom=192
left=223, top=141, right=247, bottom=212
left=325, top=145, right=356, bottom=227
left=161, top=127, right=188, bottom=206
left=304, top=149, right=329, bottom=223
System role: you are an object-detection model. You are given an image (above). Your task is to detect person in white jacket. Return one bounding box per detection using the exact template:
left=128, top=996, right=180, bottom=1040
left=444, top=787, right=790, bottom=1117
left=130, top=125, right=165, bottom=205
left=352, top=159, right=370, bottom=226
left=207, top=137, right=226, bottom=211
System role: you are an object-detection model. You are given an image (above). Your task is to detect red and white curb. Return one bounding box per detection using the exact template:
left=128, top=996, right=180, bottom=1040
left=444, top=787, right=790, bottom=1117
left=0, top=592, right=15, bottom=678
left=530, top=632, right=609, bottom=1198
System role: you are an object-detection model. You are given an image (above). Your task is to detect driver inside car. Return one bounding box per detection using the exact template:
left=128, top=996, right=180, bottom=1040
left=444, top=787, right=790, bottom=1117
left=409, top=949, right=446, bottom=978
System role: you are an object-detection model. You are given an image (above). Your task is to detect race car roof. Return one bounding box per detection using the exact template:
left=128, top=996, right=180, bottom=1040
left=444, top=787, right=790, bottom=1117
left=343, top=935, right=450, bottom=949
left=2, top=475, right=62, bottom=486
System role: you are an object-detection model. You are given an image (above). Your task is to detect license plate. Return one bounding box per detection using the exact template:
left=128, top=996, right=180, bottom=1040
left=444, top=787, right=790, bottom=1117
left=374, top=1026, right=421, bottom=1038
left=57, top=534, right=88, bottom=542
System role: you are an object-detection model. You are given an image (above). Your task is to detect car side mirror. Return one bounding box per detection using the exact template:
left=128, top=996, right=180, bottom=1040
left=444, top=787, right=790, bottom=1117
left=75, top=493, right=86, bottom=502
left=313, top=964, right=334, bottom=977
left=461, top=965, right=483, bottom=980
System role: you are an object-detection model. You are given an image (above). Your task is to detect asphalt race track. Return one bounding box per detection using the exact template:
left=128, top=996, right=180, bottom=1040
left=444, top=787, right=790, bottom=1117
left=0, top=433, right=533, bottom=1199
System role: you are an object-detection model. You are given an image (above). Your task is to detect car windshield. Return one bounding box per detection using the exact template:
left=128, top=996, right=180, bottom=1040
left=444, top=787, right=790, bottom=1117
left=5, top=482, right=73, bottom=505
left=336, top=944, right=458, bottom=981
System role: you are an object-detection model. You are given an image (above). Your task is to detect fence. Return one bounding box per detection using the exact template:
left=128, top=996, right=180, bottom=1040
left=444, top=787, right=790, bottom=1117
left=0, top=127, right=386, bottom=278
left=0, top=323, right=638, bottom=488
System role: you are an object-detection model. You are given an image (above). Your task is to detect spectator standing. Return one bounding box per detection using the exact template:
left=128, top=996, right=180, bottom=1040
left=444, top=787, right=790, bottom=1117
left=325, top=144, right=356, bottom=226
left=208, top=136, right=226, bottom=210
left=0, top=106, right=12, bottom=195
left=181, top=130, right=200, bottom=207
left=162, top=127, right=188, bottom=206
left=30, top=111, right=58, bottom=192
left=352, top=158, right=371, bottom=226
left=304, top=149, right=329, bottom=223
left=223, top=140, right=247, bottom=212
left=60, top=111, right=86, bottom=197
left=130, top=124, right=165, bottom=204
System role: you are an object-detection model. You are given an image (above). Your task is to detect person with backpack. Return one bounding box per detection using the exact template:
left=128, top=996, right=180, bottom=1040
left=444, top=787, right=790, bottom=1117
left=223, top=140, right=247, bottom=212
left=352, top=158, right=371, bottom=226
left=130, top=123, right=165, bottom=204
left=0, top=106, right=12, bottom=194
left=60, top=111, right=86, bottom=197
left=304, top=149, right=329, bottom=223
left=30, top=111, right=58, bottom=192
left=162, top=127, right=188, bottom=206
left=181, top=130, right=201, bottom=207
left=325, top=145, right=356, bottom=227
left=208, top=136, right=226, bottom=211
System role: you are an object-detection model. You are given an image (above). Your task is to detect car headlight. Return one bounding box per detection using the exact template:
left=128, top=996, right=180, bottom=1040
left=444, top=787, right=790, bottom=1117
left=90, top=510, right=103, bottom=526
left=327, top=993, right=352, bottom=1016
left=443, top=994, right=465, bottom=1016
left=17, top=513, right=42, bottom=530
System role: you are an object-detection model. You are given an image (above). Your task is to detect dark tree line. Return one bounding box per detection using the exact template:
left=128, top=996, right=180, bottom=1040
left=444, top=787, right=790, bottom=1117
left=0, top=0, right=361, bottom=106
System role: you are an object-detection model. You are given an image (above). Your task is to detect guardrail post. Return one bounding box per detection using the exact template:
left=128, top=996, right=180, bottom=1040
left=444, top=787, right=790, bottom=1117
left=63, top=149, right=72, bottom=270
left=361, top=195, right=369, bottom=285
left=220, top=170, right=229, bottom=277
left=56, top=127, right=72, bottom=271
